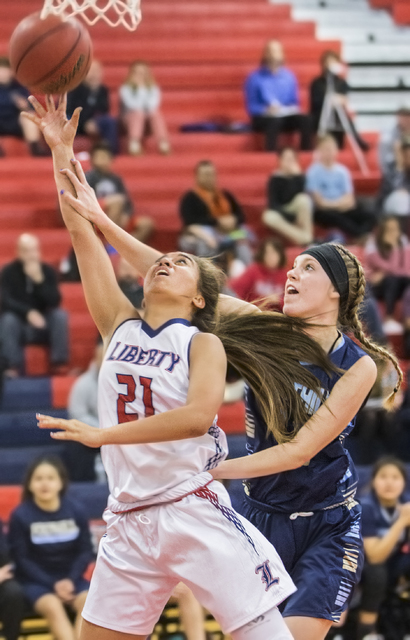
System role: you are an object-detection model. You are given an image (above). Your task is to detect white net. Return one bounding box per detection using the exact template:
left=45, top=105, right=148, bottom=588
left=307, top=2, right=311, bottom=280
left=41, top=0, right=141, bottom=31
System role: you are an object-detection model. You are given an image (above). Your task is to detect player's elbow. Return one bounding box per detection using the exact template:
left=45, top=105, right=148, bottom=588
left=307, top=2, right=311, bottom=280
left=188, top=410, right=216, bottom=437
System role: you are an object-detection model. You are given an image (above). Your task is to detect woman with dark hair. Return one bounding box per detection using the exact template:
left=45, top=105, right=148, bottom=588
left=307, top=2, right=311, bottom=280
left=25, top=93, right=342, bottom=640
left=8, top=456, right=93, bottom=640
left=309, top=50, right=369, bottom=151
left=365, top=215, right=410, bottom=335
left=262, top=148, right=313, bottom=246
left=358, top=456, right=410, bottom=640
left=229, top=238, right=287, bottom=308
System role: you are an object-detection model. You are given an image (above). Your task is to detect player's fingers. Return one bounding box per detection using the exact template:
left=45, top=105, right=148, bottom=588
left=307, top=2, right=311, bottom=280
left=70, top=157, right=87, bottom=185
left=45, top=94, right=56, bottom=112
left=58, top=92, right=67, bottom=111
left=70, top=106, right=82, bottom=129
left=60, top=167, right=83, bottom=191
left=28, top=95, right=46, bottom=117
left=36, top=413, right=68, bottom=430
left=50, top=431, right=70, bottom=440
left=21, top=111, right=41, bottom=126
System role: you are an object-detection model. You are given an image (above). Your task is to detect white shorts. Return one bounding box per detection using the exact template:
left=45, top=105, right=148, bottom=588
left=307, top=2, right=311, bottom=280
left=82, top=478, right=295, bottom=635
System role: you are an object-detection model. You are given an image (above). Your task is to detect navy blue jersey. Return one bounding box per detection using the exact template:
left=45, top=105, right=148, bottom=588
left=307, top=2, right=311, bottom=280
left=361, top=491, right=409, bottom=551
left=8, top=497, right=94, bottom=588
left=245, top=333, right=367, bottom=513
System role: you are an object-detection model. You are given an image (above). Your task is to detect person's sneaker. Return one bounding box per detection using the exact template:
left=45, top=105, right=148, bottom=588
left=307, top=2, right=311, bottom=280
left=382, top=318, right=404, bottom=335
left=128, top=140, right=142, bottom=155
left=158, top=140, right=171, bottom=155
left=362, top=635, right=384, bottom=640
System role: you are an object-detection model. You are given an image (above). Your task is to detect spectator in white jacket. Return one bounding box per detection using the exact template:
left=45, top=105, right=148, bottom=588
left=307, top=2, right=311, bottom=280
left=119, top=61, right=170, bottom=155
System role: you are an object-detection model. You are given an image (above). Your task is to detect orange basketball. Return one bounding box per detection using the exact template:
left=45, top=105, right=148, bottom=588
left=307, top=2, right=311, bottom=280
left=9, top=11, right=92, bottom=94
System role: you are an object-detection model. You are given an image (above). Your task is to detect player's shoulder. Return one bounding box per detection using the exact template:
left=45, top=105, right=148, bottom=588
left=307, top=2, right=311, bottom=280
left=339, top=333, right=368, bottom=363
left=190, top=332, right=225, bottom=360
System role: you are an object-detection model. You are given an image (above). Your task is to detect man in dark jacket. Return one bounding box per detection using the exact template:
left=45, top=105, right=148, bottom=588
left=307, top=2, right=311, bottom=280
left=179, top=160, right=252, bottom=267
left=0, top=520, right=25, bottom=640
left=0, top=233, right=69, bottom=376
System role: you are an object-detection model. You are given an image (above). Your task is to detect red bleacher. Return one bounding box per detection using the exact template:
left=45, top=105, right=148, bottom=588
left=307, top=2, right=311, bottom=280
left=369, top=0, right=410, bottom=24
left=0, top=0, right=380, bottom=376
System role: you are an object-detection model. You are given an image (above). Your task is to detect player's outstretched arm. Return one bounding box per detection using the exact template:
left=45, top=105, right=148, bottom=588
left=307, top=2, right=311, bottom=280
left=211, top=354, right=377, bottom=480
left=60, top=158, right=161, bottom=277
left=37, top=333, right=227, bottom=447
left=24, top=94, right=136, bottom=340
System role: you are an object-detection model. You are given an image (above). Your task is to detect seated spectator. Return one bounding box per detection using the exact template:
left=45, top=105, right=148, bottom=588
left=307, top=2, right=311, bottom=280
left=244, top=40, right=312, bottom=152
left=9, top=456, right=93, bottom=640
left=309, top=50, right=369, bottom=152
left=179, top=160, right=252, bottom=272
left=262, top=147, right=313, bottom=245
left=0, top=57, right=44, bottom=156
left=365, top=215, right=410, bottom=335
left=229, top=238, right=287, bottom=309
left=0, top=520, right=25, bottom=640
left=86, top=142, right=154, bottom=243
left=358, top=457, right=410, bottom=640
left=379, top=107, right=410, bottom=176
left=67, top=60, right=118, bottom=155
left=119, top=60, right=170, bottom=155
left=306, top=134, right=376, bottom=240
left=0, top=233, right=69, bottom=377
left=65, top=340, right=104, bottom=483
left=379, top=140, right=410, bottom=218
left=117, top=256, right=144, bottom=310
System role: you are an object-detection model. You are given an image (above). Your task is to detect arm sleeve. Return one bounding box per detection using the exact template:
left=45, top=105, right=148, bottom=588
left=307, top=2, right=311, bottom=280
left=244, top=74, right=264, bottom=117
left=225, top=191, right=245, bottom=225
left=289, top=72, right=300, bottom=107
left=309, top=78, right=325, bottom=114
left=361, top=501, right=379, bottom=538
left=0, top=267, right=31, bottom=317
left=67, top=509, right=94, bottom=583
left=8, top=512, right=55, bottom=588
left=147, top=86, right=161, bottom=112
left=305, top=166, right=318, bottom=193
left=68, top=375, right=99, bottom=428
left=33, top=266, right=61, bottom=309
left=267, top=176, right=283, bottom=209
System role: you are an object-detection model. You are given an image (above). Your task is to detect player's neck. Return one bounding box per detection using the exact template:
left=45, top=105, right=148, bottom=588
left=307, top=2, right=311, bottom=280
left=143, top=302, right=192, bottom=330
left=304, top=322, right=340, bottom=354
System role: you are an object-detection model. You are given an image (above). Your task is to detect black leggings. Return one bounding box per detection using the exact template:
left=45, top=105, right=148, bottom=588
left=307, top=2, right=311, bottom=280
left=251, top=114, right=313, bottom=151
left=372, top=275, right=410, bottom=316
left=0, top=579, right=25, bottom=640
left=314, top=206, right=377, bottom=238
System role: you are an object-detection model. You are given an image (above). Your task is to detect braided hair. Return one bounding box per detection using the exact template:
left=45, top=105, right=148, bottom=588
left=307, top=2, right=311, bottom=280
left=335, top=244, right=402, bottom=408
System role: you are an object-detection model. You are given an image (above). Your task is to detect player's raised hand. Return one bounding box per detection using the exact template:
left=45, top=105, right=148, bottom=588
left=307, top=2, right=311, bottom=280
left=36, top=413, right=102, bottom=448
left=60, top=157, right=108, bottom=227
left=21, top=93, right=82, bottom=150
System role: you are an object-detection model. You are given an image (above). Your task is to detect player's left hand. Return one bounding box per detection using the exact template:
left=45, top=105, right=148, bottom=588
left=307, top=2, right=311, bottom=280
left=22, top=93, right=81, bottom=150
left=37, top=413, right=102, bottom=447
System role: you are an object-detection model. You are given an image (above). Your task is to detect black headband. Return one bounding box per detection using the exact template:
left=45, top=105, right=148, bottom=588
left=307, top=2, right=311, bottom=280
left=300, top=244, right=349, bottom=309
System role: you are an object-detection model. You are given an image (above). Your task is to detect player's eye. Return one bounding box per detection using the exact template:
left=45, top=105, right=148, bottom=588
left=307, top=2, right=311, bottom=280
left=176, top=258, right=187, bottom=264
left=305, top=263, right=314, bottom=270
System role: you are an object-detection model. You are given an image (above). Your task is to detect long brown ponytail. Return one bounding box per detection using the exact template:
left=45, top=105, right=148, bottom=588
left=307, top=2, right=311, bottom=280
left=334, top=244, right=403, bottom=408
left=190, top=256, right=337, bottom=443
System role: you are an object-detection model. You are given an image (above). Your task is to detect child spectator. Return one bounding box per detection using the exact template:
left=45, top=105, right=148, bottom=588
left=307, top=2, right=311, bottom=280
left=358, top=457, right=410, bottom=640
left=119, top=61, right=170, bottom=155
left=0, top=521, right=25, bottom=640
left=9, top=456, right=93, bottom=640
left=86, top=142, right=154, bottom=243
left=0, top=233, right=69, bottom=377
left=0, top=57, right=44, bottom=156
left=67, top=60, right=118, bottom=155
left=229, top=238, right=287, bottom=309
left=262, top=147, right=313, bottom=245
left=364, top=215, right=410, bottom=335
left=306, top=134, right=376, bottom=240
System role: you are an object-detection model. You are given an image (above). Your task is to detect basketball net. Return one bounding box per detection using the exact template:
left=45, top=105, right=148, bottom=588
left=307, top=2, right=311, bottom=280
left=41, top=0, right=141, bottom=31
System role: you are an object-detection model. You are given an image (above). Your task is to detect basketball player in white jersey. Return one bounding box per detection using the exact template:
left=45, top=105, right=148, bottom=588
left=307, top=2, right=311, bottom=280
left=29, top=95, right=296, bottom=640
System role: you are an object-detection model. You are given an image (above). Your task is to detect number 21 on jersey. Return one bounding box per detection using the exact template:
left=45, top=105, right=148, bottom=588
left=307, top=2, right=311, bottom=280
left=116, top=374, right=155, bottom=423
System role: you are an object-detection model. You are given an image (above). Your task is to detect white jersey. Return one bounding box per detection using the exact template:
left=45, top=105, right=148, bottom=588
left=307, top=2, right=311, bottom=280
left=98, top=317, right=228, bottom=511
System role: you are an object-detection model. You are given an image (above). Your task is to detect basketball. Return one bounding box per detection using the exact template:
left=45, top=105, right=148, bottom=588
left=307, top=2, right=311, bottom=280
left=8, top=11, right=92, bottom=94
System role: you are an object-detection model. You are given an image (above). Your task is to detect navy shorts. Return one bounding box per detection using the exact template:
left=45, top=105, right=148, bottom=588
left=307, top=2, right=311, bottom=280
left=241, top=497, right=364, bottom=623
left=23, top=577, right=89, bottom=606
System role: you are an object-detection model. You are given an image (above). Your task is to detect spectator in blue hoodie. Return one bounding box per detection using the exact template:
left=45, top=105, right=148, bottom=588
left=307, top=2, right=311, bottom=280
left=9, top=456, right=93, bottom=640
